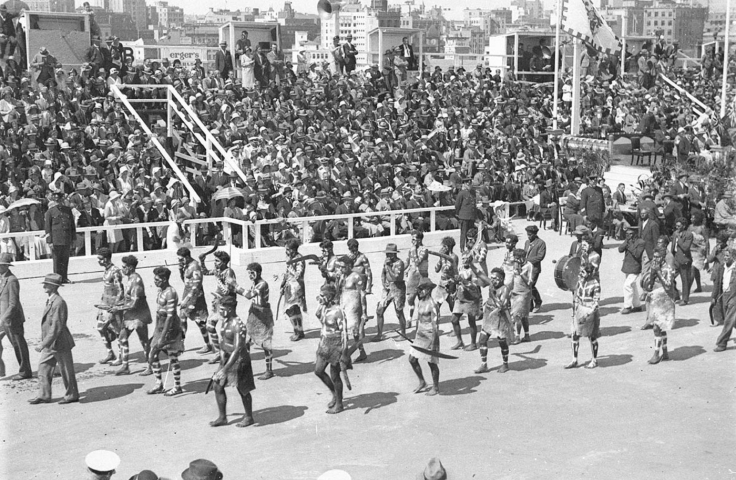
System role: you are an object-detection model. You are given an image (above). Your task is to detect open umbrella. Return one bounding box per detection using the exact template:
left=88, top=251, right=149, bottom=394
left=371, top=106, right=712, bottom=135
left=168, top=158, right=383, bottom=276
left=7, top=198, right=40, bottom=210
left=211, top=187, right=244, bottom=202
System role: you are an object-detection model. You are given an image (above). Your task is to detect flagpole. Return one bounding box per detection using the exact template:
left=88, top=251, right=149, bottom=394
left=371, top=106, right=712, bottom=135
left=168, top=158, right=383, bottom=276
left=571, top=40, right=582, bottom=135
left=552, top=0, right=562, bottom=130
left=620, top=14, right=627, bottom=76
left=721, top=0, right=731, bottom=119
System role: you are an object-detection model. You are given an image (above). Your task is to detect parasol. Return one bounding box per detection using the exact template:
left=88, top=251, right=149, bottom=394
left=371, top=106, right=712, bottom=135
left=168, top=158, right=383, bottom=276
left=211, top=187, right=244, bottom=202
left=2, top=0, right=29, bottom=14
left=7, top=198, right=40, bottom=210
left=427, top=180, right=451, bottom=193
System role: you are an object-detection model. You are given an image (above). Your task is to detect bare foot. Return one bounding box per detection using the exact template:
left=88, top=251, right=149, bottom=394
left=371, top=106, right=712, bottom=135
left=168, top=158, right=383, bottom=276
left=236, top=417, right=255, bottom=428
left=474, top=363, right=490, bottom=374
left=164, top=387, right=183, bottom=396
left=354, top=351, right=368, bottom=362
left=327, top=403, right=344, bottom=414
left=450, top=341, right=464, bottom=350
left=498, top=364, right=509, bottom=373
left=371, top=334, right=383, bottom=343
left=209, top=418, right=228, bottom=427
left=114, top=365, right=130, bottom=376
left=413, top=381, right=427, bottom=393
left=464, top=343, right=478, bottom=352
left=328, top=396, right=336, bottom=409
left=139, top=367, right=153, bottom=376
left=109, top=358, right=123, bottom=367
left=146, top=385, right=164, bottom=395
left=425, top=387, right=438, bottom=396
left=259, top=371, right=274, bottom=380
left=585, top=360, right=598, bottom=369
left=564, top=360, right=578, bottom=369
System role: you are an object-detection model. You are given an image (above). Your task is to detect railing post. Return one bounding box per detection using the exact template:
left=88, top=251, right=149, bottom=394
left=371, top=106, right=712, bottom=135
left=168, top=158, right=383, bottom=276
left=166, top=88, right=173, bottom=138
left=390, top=213, right=396, bottom=236
left=223, top=222, right=231, bottom=246
left=85, top=231, right=92, bottom=256
left=254, top=224, right=261, bottom=249
left=190, top=223, right=198, bottom=248
left=136, top=227, right=144, bottom=252
left=347, top=217, right=354, bottom=239
left=28, top=235, right=36, bottom=260
left=430, top=210, right=436, bottom=232
left=302, top=221, right=309, bottom=244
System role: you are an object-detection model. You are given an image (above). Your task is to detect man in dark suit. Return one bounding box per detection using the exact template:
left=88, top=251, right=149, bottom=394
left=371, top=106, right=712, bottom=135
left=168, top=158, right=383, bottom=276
left=29, top=273, right=79, bottom=404
left=342, top=34, right=358, bottom=74
left=86, top=35, right=105, bottom=73
left=215, top=41, right=233, bottom=80
left=454, top=177, right=476, bottom=251
left=671, top=216, right=693, bottom=305
left=524, top=224, right=546, bottom=312
left=638, top=207, right=659, bottom=306
left=662, top=191, right=682, bottom=236
left=714, top=247, right=736, bottom=351
left=580, top=175, right=605, bottom=228
left=618, top=225, right=645, bottom=314
left=0, top=4, right=17, bottom=60
left=45, top=191, right=76, bottom=283
left=711, top=247, right=731, bottom=327
left=672, top=172, right=690, bottom=214
left=0, top=253, right=31, bottom=379
left=137, top=197, right=161, bottom=250
left=399, top=36, right=415, bottom=70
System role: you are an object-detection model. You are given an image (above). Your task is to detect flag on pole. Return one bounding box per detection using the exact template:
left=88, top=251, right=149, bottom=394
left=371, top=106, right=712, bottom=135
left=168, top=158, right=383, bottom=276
left=561, top=0, right=622, bottom=55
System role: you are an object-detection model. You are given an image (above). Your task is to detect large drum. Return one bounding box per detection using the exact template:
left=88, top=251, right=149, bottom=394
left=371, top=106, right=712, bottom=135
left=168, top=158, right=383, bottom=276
left=554, top=255, right=581, bottom=292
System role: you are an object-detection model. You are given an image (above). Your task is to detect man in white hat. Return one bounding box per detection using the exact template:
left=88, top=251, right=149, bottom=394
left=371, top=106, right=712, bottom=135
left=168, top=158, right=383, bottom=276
left=85, top=450, right=120, bottom=479
left=0, top=252, right=32, bottom=380
left=29, top=273, right=79, bottom=404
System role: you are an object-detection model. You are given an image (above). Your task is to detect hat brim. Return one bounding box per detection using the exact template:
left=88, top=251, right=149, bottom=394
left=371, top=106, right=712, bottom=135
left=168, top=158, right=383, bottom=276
left=41, top=280, right=63, bottom=286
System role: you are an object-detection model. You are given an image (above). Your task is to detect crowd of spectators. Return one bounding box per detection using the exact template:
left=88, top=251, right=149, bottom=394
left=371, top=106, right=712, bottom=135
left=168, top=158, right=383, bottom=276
left=0, top=28, right=734, bottom=262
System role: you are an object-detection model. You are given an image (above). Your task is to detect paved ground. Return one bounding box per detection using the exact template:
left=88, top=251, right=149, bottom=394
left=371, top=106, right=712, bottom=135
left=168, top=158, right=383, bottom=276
left=1, top=219, right=734, bottom=479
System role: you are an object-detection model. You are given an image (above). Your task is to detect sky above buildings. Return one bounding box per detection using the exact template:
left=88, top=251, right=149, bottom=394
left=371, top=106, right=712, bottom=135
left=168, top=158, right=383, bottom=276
left=76, top=0, right=722, bottom=20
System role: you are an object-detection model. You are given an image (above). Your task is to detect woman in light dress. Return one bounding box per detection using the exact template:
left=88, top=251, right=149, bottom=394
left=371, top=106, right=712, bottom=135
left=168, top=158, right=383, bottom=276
left=241, top=47, right=256, bottom=90
left=687, top=209, right=709, bottom=292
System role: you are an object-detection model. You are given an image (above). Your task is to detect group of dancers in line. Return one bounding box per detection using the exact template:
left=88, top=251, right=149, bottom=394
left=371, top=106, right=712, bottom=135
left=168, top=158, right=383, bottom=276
left=90, top=220, right=690, bottom=425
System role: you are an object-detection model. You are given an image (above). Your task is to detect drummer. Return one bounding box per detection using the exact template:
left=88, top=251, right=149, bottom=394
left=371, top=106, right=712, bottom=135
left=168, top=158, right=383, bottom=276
left=565, top=263, right=601, bottom=369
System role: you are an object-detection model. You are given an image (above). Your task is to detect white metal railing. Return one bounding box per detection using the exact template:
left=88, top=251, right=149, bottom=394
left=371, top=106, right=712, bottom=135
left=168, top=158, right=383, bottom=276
left=110, top=84, right=202, bottom=205
left=0, top=201, right=530, bottom=261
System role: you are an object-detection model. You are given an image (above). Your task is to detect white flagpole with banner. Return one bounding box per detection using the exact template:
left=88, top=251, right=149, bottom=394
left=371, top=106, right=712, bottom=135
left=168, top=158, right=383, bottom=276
left=561, top=0, right=622, bottom=135
left=552, top=0, right=562, bottom=130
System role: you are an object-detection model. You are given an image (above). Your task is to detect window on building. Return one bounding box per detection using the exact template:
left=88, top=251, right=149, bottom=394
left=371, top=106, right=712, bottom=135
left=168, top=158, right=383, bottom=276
left=647, top=20, right=651, bottom=26
left=654, top=20, right=658, bottom=26
left=668, top=20, right=672, bottom=25
left=654, top=11, right=658, bottom=16
left=667, top=30, right=672, bottom=35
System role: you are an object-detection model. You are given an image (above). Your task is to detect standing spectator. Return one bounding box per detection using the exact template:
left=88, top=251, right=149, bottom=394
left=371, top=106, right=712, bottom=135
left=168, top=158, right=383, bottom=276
left=266, top=44, right=284, bottom=85
left=330, top=36, right=344, bottom=75
left=86, top=35, right=105, bottom=72
left=31, top=46, right=59, bottom=87
left=342, top=34, right=358, bottom=74
left=671, top=217, right=693, bottom=306
left=235, top=30, right=250, bottom=65
left=714, top=247, right=736, bottom=352
left=580, top=175, right=605, bottom=228
left=0, top=253, right=32, bottom=380
left=524, top=225, right=546, bottom=312
left=215, top=41, right=233, bottom=81
left=454, top=177, right=475, bottom=252
left=619, top=225, right=645, bottom=314
left=0, top=5, right=17, bottom=61
left=44, top=191, right=75, bottom=284
left=29, top=273, right=79, bottom=405
left=399, top=36, right=415, bottom=70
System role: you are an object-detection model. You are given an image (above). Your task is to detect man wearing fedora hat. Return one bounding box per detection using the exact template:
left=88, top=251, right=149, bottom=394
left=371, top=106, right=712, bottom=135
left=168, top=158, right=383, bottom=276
left=374, top=243, right=407, bottom=342
left=45, top=190, right=76, bottom=284
left=29, top=273, right=79, bottom=404
left=524, top=225, right=546, bottom=313
left=182, top=459, right=223, bottom=480
left=85, top=450, right=120, bottom=479
left=0, top=252, right=32, bottom=380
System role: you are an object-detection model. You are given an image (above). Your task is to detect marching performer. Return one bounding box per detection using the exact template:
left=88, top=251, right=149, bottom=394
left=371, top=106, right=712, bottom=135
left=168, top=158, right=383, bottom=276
left=472, top=266, right=514, bottom=374
left=347, top=239, right=373, bottom=295
left=374, top=243, right=407, bottom=342
left=314, top=284, right=349, bottom=414
left=209, top=296, right=256, bottom=427
left=111, top=255, right=152, bottom=376
left=336, top=255, right=368, bottom=362
left=318, top=240, right=340, bottom=288
left=450, top=252, right=482, bottom=351
left=202, top=251, right=237, bottom=362
left=644, top=247, right=676, bottom=364
left=405, top=230, right=429, bottom=322
left=231, top=263, right=275, bottom=380
left=147, top=267, right=184, bottom=396
left=95, top=247, right=124, bottom=365
left=510, top=248, right=533, bottom=344
left=281, top=239, right=307, bottom=342
left=565, top=263, right=601, bottom=369
left=502, top=234, right=519, bottom=287
left=177, top=247, right=212, bottom=353
left=430, top=237, right=458, bottom=315
left=408, top=278, right=441, bottom=396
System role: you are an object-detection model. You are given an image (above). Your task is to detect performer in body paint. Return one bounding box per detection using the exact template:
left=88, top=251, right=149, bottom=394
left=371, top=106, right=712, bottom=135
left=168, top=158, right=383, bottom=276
left=408, top=277, right=441, bottom=396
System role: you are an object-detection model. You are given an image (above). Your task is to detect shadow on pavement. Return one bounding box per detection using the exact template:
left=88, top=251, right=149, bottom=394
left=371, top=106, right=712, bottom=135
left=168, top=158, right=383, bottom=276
left=252, top=348, right=290, bottom=361
left=600, top=326, right=632, bottom=337
left=668, top=345, right=706, bottom=361
left=600, top=296, right=624, bottom=306
left=182, top=378, right=210, bottom=395
left=80, top=383, right=144, bottom=403
left=685, top=297, right=711, bottom=306
left=511, top=355, right=547, bottom=371
left=274, top=359, right=314, bottom=378
left=73, top=362, right=96, bottom=374
left=672, top=318, right=699, bottom=330
left=439, top=375, right=485, bottom=396
left=597, top=354, right=633, bottom=368
left=530, top=314, right=554, bottom=326
left=302, top=328, right=321, bottom=340
left=363, top=348, right=405, bottom=364
left=178, top=358, right=210, bottom=371
left=530, top=330, right=565, bottom=342
left=345, top=391, right=399, bottom=413
left=599, top=307, right=620, bottom=316
left=254, top=405, right=308, bottom=426
left=537, top=303, right=566, bottom=313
